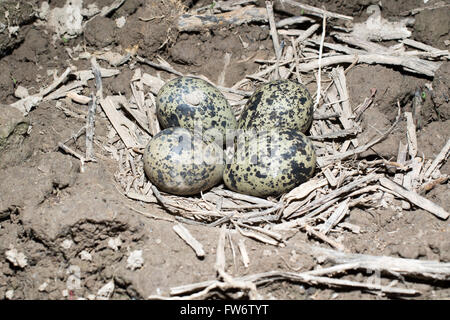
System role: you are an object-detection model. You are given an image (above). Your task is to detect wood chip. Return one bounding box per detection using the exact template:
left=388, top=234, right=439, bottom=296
left=173, top=223, right=206, bottom=259
left=323, top=167, right=338, bottom=187
left=215, top=225, right=227, bottom=273
left=296, top=53, right=441, bottom=77
left=320, top=109, right=400, bottom=165
left=319, top=198, right=349, bottom=234
left=419, top=176, right=448, bottom=194
left=294, top=24, right=320, bottom=44
left=379, top=177, right=449, bottom=220
left=126, top=191, right=157, bottom=203
left=100, top=97, right=140, bottom=149
left=266, top=1, right=281, bottom=79
left=330, top=67, right=358, bottom=147
left=118, top=98, right=152, bottom=135
left=141, top=73, right=165, bottom=95
left=304, top=224, right=346, bottom=251
left=213, top=189, right=275, bottom=207
left=177, top=6, right=268, bottom=32
left=288, top=173, right=380, bottom=219
left=276, top=16, right=314, bottom=28
left=424, top=138, right=450, bottom=179
left=234, top=222, right=279, bottom=246
left=401, top=39, right=450, bottom=58
left=338, top=222, right=361, bottom=234
left=44, top=80, right=87, bottom=102
left=351, top=5, right=411, bottom=40
left=405, top=112, right=418, bottom=158
left=285, top=178, right=328, bottom=202
left=75, top=68, right=120, bottom=82
left=10, top=67, right=72, bottom=114
left=66, top=91, right=91, bottom=104
left=278, top=0, right=353, bottom=21
left=237, top=238, right=250, bottom=268
left=309, top=127, right=359, bottom=141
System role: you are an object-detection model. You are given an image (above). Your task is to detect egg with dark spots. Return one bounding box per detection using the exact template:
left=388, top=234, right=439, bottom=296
left=143, top=127, right=224, bottom=196
left=238, top=79, right=313, bottom=133
left=223, top=129, right=316, bottom=197
left=156, top=76, right=237, bottom=144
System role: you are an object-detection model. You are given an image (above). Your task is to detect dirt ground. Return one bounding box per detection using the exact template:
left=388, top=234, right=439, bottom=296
left=0, top=0, right=449, bottom=300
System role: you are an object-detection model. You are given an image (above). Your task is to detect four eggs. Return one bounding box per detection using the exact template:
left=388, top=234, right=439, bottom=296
left=143, top=76, right=316, bottom=197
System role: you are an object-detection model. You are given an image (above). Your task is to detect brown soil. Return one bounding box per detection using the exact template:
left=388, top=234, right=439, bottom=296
left=0, top=0, right=449, bottom=300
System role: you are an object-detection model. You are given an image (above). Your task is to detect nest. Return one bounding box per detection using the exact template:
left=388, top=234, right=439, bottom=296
left=8, top=0, right=449, bottom=299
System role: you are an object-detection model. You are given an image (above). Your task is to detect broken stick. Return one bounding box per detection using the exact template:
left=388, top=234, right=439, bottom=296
left=278, top=0, right=353, bottom=21
left=379, top=177, right=449, bottom=220
left=173, top=223, right=206, bottom=259
left=266, top=1, right=282, bottom=79
left=424, top=138, right=450, bottom=179
left=177, top=6, right=268, bottom=32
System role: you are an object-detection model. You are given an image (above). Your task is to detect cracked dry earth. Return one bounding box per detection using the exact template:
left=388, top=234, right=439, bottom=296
left=0, top=0, right=449, bottom=300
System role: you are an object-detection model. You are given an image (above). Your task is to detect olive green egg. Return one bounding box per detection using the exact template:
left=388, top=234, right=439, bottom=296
left=156, top=76, right=237, bottom=144
left=223, top=129, right=316, bottom=198
left=143, top=127, right=224, bottom=196
left=238, top=79, right=313, bottom=133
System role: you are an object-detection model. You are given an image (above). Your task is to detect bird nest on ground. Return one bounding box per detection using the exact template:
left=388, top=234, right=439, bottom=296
left=9, top=1, right=449, bottom=299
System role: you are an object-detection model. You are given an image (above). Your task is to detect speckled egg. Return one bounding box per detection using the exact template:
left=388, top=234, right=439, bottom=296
left=156, top=76, right=237, bottom=144
left=238, top=79, right=313, bottom=133
left=143, top=127, right=224, bottom=196
left=223, top=129, right=316, bottom=197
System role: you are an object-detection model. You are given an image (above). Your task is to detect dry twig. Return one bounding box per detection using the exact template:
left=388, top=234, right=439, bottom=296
left=379, top=177, right=449, bottom=220
left=173, top=223, right=206, bottom=259
left=278, top=0, right=353, bottom=21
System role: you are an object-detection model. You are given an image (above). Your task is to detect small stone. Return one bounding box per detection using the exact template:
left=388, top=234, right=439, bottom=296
left=38, top=282, right=48, bottom=292
left=126, top=250, right=144, bottom=270
left=108, top=236, right=122, bottom=251
left=38, top=2, right=50, bottom=19
left=289, top=250, right=299, bottom=263
left=397, top=244, right=420, bottom=259
left=78, top=52, right=91, bottom=60
left=440, top=241, right=450, bottom=262
left=61, top=239, right=73, bottom=249
left=5, top=289, right=14, bottom=300
left=79, top=250, right=92, bottom=261
left=81, top=4, right=100, bottom=17
left=96, top=281, right=115, bottom=300
left=431, top=169, right=442, bottom=180
left=401, top=201, right=411, bottom=210
left=8, top=26, right=19, bottom=37
left=115, top=16, right=126, bottom=28
left=5, top=248, right=28, bottom=269
left=0, top=106, right=30, bottom=151
left=14, top=86, right=29, bottom=99
left=47, top=0, right=83, bottom=38
left=62, top=289, right=69, bottom=297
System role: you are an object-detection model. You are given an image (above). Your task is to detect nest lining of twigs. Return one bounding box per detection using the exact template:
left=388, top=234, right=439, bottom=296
left=86, top=5, right=449, bottom=250
left=105, top=59, right=445, bottom=244
left=8, top=0, right=449, bottom=298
